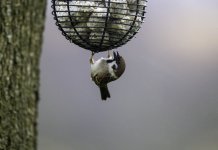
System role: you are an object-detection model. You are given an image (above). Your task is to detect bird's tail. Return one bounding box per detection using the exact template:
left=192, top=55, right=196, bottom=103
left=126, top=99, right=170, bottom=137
left=100, top=86, right=110, bottom=100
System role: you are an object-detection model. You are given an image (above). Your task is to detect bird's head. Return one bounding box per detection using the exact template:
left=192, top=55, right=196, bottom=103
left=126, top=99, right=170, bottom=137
left=107, top=51, right=126, bottom=78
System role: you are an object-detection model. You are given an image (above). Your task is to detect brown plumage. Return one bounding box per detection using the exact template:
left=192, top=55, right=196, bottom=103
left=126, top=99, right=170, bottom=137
left=90, top=51, right=125, bottom=100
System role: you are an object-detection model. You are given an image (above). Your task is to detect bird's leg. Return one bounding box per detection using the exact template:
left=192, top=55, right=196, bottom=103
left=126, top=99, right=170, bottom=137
left=107, top=50, right=112, bottom=58
left=90, top=51, right=95, bottom=64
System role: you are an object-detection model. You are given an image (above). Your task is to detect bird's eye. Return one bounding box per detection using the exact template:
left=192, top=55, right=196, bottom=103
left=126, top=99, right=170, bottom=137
left=112, top=64, right=117, bottom=70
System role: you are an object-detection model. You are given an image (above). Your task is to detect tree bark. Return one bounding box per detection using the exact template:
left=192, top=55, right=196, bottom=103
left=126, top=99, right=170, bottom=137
left=0, top=1, right=46, bottom=149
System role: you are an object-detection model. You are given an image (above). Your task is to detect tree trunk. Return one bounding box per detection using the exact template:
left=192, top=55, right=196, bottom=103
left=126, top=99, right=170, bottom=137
left=0, top=1, right=46, bottom=149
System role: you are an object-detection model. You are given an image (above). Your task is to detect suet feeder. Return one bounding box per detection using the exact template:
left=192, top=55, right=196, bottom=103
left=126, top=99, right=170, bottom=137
left=51, top=0, right=147, bottom=52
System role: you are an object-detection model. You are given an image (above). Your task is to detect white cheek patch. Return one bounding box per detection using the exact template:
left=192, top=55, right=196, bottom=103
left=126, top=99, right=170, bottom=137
left=108, top=61, right=118, bottom=79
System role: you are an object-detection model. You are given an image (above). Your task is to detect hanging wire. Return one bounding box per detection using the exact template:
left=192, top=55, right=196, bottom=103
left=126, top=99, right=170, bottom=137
left=51, top=0, right=147, bottom=52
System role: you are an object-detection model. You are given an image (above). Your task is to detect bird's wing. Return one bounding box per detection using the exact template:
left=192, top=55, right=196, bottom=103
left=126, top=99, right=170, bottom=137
left=93, top=72, right=114, bottom=86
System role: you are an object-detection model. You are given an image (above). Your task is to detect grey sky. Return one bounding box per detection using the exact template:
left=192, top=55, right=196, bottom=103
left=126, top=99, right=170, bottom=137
left=38, top=0, right=218, bottom=150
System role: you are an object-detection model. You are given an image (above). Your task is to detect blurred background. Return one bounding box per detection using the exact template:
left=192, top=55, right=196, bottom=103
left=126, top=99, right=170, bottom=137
left=38, top=0, right=218, bottom=150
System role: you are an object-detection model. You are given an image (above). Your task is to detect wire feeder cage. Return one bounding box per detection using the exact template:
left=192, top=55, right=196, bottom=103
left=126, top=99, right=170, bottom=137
left=52, top=0, right=147, bottom=52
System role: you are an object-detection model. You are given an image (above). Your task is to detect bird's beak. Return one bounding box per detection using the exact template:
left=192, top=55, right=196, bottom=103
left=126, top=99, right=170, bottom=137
left=113, top=51, right=117, bottom=58
left=116, top=51, right=121, bottom=61
left=113, top=51, right=117, bottom=60
left=113, top=51, right=121, bottom=62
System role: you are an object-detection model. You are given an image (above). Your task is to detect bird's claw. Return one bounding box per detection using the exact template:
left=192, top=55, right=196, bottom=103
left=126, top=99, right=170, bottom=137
left=90, top=51, right=95, bottom=64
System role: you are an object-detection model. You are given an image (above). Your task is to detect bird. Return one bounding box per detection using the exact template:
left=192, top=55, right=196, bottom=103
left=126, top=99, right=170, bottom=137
left=90, top=51, right=126, bottom=100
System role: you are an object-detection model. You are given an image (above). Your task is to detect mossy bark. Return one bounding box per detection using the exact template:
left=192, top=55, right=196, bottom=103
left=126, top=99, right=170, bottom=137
left=0, top=0, right=46, bottom=149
